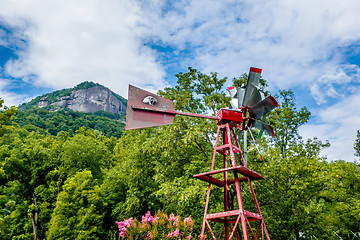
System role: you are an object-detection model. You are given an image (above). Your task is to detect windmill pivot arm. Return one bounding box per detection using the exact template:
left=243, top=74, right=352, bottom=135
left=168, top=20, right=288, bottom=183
left=132, top=105, right=176, bottom=115
left=131, top=105, right=219, bottom=120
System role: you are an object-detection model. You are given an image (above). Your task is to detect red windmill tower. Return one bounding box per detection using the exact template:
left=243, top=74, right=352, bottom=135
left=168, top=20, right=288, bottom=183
left=125, top=67, right=278, bottom=240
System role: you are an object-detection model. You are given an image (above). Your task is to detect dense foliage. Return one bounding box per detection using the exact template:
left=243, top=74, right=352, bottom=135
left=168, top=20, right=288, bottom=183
left=355, top=130, right=360, bottom=157
left=13, top=108, right=125, bottom=138
left=0, top=68, right=360, bottom=240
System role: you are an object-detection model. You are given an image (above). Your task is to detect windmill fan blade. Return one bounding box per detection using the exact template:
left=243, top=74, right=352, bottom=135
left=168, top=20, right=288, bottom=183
left=249, top=95, right=279, bottom=119
left=230, top=98, right=239, bottom=109
left=228, top=86, right=237, bottom=98
left=245, top=85, right=265, bottom=108
left=228, top=86, right=245, bottom=109
left=253, top=120, right=275, bottom=137
left=126, top=85, right=176, bottom=130
left=228, top=86, right=239, bottom=109
left=242, top=67, right=263, bottom=107
left=237, top=87, right=245, bottom=107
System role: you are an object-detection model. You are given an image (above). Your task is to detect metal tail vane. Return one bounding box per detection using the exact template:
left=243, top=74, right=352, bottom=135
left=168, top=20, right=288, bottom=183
left=126, top=85, right=218, bottom=130
left=125, top=67, right=278, bottom=240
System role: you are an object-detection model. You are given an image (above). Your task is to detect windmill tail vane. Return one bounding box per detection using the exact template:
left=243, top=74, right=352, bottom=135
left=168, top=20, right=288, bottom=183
left=125, top=84, right=218, bottom=130
left=125, top=67, right=278, bottom=240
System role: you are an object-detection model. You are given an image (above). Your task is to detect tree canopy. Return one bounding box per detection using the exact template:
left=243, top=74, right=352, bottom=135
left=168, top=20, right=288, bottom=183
left=355, top=130, right=360, bottom=158
left=13, top=108, right=125, bottom=138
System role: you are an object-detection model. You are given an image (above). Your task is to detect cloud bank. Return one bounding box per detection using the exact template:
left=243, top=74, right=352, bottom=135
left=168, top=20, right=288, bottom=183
left=0, top=0, right=167, bottom=97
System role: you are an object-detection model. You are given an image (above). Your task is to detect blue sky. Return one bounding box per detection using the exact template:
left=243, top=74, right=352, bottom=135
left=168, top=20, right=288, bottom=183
left=0, top=0, right=360, bottom=162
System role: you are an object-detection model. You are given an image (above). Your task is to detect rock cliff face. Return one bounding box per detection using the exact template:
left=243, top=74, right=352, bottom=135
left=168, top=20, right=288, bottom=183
left=43, top=86, right=126, bottom=114
left=38, top=97, right=49, bottom=108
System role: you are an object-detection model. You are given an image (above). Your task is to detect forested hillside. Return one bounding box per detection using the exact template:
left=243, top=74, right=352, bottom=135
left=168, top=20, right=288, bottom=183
left=13, top=108, right=125, bottom=138
left=0, top=68, right=359, bottom=240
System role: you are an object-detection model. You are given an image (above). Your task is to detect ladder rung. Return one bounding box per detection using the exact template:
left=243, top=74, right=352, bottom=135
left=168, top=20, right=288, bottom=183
left=206, top=210, right=262, bottom=222
left=194, top=166, right=264, bottom=180
left=215, top=144, right=240, bottom=152
left=193, top=174, right=225, bottom=187
left=227, top=177, right=248, bottom=184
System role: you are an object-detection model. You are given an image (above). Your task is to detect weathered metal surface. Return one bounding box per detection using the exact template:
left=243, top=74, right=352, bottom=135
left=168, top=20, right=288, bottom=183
left=206, top=210, right=261, bottom=221
left=249, top=95, right=278, bottom=119
left=125, top=85, right=176, bottom=130
left=228, top=86, right=245, bottom=109
left=216, top=108, right=243, bottom=125
left=252, top=119, right=275, bottom=137
left=126, top=85, right=219, bottom=130
left=193, top=174, right=225, bottom=187
left=243, top=67, right=264, bottom=108
left=193, top=166, right=265, bottom=181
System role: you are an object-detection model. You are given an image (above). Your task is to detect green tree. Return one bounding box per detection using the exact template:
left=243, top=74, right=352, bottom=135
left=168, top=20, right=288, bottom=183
left=47, top=170, right=106, bottom=239
left=58, top=127, right=112, bottom=180
left=355, top=130, right=360, bottom=157
left=254, top=138, right=330, bottom=239
left=159, top=67, right=229, bottom=114
left=1, top=129, right=59, bottom=240
left=266, top=90, right=311, bottom=156
left=0, top=98, right=17, bottom=136
left=315, top=160, right=360, bottom=238
left=0, top=108, right=118, bottom=239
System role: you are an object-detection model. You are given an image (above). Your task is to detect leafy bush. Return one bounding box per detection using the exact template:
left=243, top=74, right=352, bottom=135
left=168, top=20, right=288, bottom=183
left=116, top=210, right=194, bottom=239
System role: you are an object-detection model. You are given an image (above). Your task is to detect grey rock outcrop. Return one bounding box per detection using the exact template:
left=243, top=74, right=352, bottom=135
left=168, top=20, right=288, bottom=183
left=51, top=86, right=126, bottom=114
left=38, top=97, right=49, bottom=108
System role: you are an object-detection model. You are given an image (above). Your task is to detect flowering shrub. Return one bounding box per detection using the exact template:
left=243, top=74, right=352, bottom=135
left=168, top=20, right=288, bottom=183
left=116, top=210, right=194, bottom=239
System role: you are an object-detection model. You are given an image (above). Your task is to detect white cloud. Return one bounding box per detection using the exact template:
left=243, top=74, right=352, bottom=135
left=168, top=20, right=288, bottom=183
left=310, top=64, right=360, bottom=104
left=0, top=79, right=29, bottom=106
left=300, top=92, right=360, bottom=162
left=138, top=0, right=360, bottom=95
left=0, top=0, right=168, bottom=99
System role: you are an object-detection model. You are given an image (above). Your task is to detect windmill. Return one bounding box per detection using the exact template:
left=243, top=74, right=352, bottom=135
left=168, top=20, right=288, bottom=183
left=125, top=67, right=278, bottom=240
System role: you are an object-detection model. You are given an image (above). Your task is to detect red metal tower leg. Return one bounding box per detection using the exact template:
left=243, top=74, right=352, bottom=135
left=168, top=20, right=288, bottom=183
left=194, top=123, right=270, bottom=240
left=223, top=129, right=229, bottom=240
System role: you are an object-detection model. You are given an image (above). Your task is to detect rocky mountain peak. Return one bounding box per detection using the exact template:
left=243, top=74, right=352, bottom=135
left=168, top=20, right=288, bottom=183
left=20, top=81, right=127, bottom=115
left=48, top=85, right=126, bottom=114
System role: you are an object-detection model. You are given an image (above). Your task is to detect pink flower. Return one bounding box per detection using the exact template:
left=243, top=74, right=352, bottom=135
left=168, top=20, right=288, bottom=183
left=169, top=213, right=179, bottom=226
left=116, top=217, right=134, bottom=238
left=124, top=217, right=133, bottom=227
left=142, top=211, right=155, bottom=223
left=168, top=228, right=180, bottom=238
left=184, top=216, right=193, bottom=225
left=145, top=231, right=152, bottom=240
left=187, top=235, right=191, bottom=240
left=169, top=213, right=176, bottom=221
